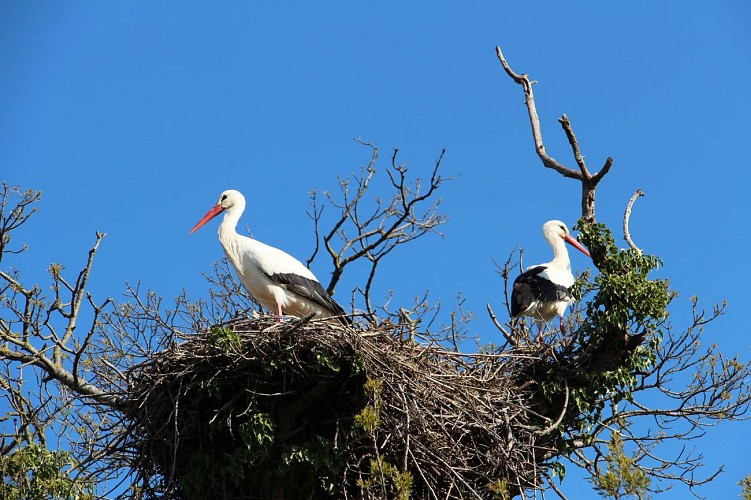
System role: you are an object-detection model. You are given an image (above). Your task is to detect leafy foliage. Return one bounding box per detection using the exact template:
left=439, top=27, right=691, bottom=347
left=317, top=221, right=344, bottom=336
left=487, top=478, right=512, bottom=500
left=571, top=220, right=669, bottom=416
left=353, top=377, right=383, bottom=433
left=740, top=474, right=751, bottom=500
left=0, top=444, right=94, bottom=500
left=207, top=327, right=242, bottom=351
left=357, top=457, right=414, bottom=500
left=531, top=220, right=672, bottom=459
left=590, top=431, right=651, bottom=499
left=280, top=437, right=344, bottom=496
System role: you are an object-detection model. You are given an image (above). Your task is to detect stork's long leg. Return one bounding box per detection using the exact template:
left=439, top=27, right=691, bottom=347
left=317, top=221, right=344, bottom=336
left=559, top=315, right=567, bottom=335
left=276, top=303, right=283, bottom=323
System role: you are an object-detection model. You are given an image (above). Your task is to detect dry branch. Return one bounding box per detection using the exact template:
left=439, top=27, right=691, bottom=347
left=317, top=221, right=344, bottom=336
left=623, top=189, right=645, bottom=254
left=495, top=46, right=613, bottom=222
left=308, top=139, right=448, bottom=315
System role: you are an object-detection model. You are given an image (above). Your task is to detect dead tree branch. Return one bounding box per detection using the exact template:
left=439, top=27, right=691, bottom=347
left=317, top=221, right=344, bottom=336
left=624, top=189, right=645, bottom=254
left=308, top=139, right=449, bottom=315
left=487, top=303, right=517, bottom=348
left=496, top=46, right=613, bottom=222
left=0, top=236, right=119, bottom=407
left=0, top=183, right=41, bottom=261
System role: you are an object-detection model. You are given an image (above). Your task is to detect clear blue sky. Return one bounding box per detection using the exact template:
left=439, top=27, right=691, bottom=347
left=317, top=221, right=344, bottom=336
left=2, top=2, right=750, bottom=498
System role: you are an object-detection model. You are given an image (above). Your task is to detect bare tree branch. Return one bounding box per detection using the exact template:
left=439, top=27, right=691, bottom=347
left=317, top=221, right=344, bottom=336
left=0, top=183, right=41, bottom=261
left=624, top=189, right=645, bottom=254
left=496, top=46, right=614, bottom=222
left=487, top=303, right=517, bottom=347
left=307, top=138, right=449, bottom=316
left=495, top=48, right=582, bottom=182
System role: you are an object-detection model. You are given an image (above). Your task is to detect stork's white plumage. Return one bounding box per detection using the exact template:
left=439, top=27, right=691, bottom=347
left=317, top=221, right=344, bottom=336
left=190, top=190, right=350, bottom=324
left=511, top=220, right=590, bottom=340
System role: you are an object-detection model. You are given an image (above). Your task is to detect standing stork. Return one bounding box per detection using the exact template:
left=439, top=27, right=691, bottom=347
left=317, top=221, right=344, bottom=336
left=511, top=220, right=590, bottom=341
left=190, top=189, right=350, bottom=324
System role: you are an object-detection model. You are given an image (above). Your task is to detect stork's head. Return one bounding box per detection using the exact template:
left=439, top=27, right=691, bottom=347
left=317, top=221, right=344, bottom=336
left=190, top=189, right=247, bottom=234
left=543, top=220, right=590, bottom=257
left=215, top=189, right=245, bottom=210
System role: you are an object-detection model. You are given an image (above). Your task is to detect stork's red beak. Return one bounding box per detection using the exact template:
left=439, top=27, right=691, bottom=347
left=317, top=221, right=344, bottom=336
left=564, top=234, right=591, bottom=257
left=190, top=205, right=224, bottom=234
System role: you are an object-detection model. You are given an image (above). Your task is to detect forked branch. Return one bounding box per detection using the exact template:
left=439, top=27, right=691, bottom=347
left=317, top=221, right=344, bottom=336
left=308, top=139, right=448, bottom=313
left=495, top=46, right=613, bottom=221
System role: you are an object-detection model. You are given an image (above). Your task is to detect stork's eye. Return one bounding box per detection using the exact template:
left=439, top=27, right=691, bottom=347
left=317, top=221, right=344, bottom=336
left=221, top=194, right=228, bottom=201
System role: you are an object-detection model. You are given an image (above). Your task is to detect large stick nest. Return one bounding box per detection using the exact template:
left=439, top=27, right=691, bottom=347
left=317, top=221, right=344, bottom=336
left=125, top=315, right=547, bottom=499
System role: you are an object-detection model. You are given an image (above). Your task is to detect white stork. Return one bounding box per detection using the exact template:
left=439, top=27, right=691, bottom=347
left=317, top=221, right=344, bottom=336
left=511, top=220, right=590, bottom=340
left=190, top=190, right=350, bottom=324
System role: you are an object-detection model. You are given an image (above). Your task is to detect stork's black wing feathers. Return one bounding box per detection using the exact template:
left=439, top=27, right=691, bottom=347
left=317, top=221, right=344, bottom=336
left=510, top=266, right=570, bottom=317
left=266, top=271, right=352, bottom=325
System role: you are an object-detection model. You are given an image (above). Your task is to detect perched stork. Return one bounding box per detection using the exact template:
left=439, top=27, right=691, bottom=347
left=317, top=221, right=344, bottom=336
left=190, top=190, right=350, bottom=324
left=511, top=220, right=590, bottom=340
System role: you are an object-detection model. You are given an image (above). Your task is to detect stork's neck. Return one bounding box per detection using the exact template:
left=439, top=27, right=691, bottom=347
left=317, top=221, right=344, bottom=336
left=548, top=235, right=572, bottom=270
left=217, top=203, right=244, bottom=247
